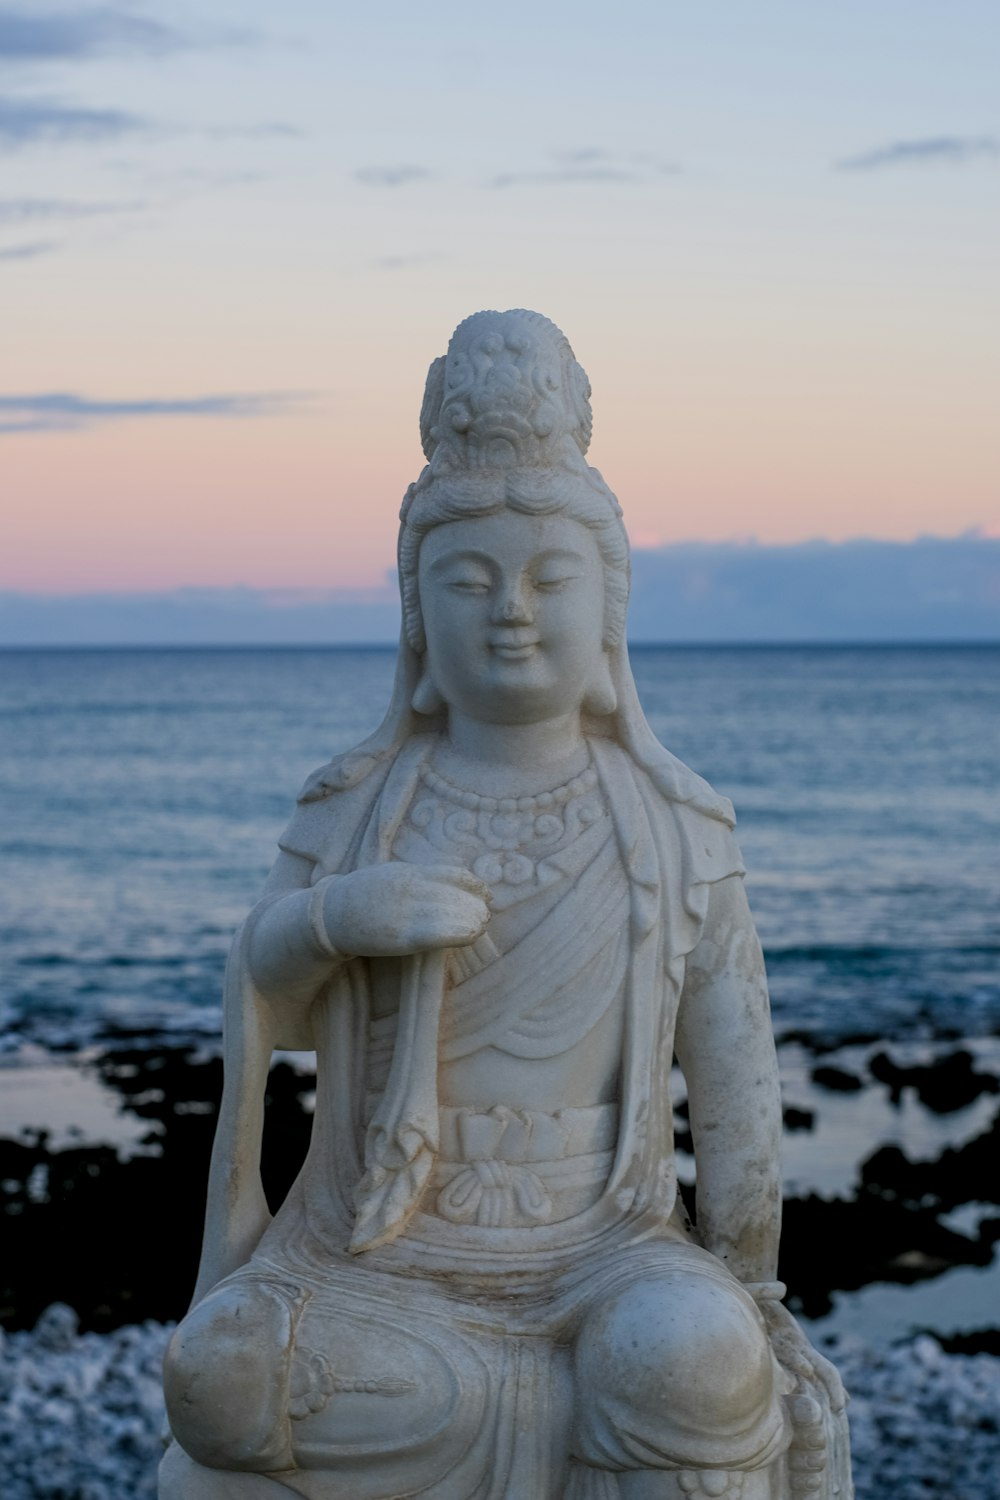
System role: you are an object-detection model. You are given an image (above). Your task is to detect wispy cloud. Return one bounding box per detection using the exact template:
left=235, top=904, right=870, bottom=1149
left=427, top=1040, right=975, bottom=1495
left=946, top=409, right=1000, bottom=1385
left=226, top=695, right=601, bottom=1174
left=0, top=238, right=58, bottom=261
left=130, top=166, right=267, bottom=189
left=6, top=536, right=999, bottom=646
left=495, top=167, right=628, bottom=188
left=202, top=122, right=301, bottom=142
left=0, top=97, right=296, bottom=151
left=0, top=586, right=402, bottom=646
left=0, top=7, right=252, bottom=61
left=559, top=147, right=677, bottom=172
left=0, top=196, right=140, bottom=224
left=354, top=164, right=430, bottom=187
left=0, top=95, right=146, bottom=146
left=489, top=148, right=678, bottom=189
left=837, top=136, right=1000, bottom=171
left=108, top=166, right=269, bottom=198
left=0, top=391, right=308, bottom=434
left=0, top=6, right=178, bottom=59
left=492, top=165, right=631, bottom=188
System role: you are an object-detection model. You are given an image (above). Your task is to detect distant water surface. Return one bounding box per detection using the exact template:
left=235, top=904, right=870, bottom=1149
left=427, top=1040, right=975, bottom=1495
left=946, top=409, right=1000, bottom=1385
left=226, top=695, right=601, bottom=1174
left=1, top=645, right=998, bottom=1049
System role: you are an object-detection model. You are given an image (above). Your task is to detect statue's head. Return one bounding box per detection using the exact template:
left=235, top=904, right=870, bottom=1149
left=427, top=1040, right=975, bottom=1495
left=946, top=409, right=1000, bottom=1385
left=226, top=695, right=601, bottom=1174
left=398, top=310, right=630, bottom=726
left=304, top=309, right=732, bottom=823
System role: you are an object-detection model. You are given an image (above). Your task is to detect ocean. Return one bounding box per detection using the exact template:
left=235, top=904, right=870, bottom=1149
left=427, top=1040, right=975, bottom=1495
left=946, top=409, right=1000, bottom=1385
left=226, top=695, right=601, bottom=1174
left=1, top=644, right=998, bottom=1344
left=2, top=644, right=998, bottom=1050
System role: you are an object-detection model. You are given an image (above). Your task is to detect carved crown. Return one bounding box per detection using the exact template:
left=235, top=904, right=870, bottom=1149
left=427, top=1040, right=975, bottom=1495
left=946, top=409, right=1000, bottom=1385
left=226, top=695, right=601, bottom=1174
left=418, top=309, right=594, bottom=477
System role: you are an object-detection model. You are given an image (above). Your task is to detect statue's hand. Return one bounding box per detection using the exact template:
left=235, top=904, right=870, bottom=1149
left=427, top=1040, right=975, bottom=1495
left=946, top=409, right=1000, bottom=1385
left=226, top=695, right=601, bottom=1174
left=755, top=1294, right=847, bottom=1414
left=323, top=863, right=491, bottom=958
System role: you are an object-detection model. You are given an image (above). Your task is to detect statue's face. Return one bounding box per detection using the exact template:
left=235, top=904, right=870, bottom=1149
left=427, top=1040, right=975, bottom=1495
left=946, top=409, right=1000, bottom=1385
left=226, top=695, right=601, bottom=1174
left=418, top=510, right=606, bottom=725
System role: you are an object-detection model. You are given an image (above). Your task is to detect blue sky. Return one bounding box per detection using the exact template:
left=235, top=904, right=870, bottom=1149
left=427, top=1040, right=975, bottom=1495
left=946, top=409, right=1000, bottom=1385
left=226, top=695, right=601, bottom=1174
left=1, top=2, right=998, bottom=618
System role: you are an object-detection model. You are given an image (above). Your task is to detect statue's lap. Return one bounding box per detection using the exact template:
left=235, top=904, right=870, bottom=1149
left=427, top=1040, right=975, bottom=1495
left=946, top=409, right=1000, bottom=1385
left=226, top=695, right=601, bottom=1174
left=164, top=1236, right=786, bottom=1495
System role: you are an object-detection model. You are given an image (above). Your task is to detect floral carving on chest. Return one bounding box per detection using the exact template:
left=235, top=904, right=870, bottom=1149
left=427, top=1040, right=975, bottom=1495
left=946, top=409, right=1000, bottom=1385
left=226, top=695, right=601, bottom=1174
left=407, top=760, right=605, bottom=894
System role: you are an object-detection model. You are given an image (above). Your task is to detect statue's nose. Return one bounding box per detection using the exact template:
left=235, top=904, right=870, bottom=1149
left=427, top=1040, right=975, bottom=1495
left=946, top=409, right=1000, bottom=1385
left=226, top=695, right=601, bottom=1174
left=495, top=592, right=532, bottom=625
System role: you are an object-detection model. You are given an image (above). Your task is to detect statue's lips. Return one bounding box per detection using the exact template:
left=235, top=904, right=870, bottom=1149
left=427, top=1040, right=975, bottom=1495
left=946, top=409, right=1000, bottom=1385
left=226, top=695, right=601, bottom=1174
left=489, top=639, right=540, bottom=661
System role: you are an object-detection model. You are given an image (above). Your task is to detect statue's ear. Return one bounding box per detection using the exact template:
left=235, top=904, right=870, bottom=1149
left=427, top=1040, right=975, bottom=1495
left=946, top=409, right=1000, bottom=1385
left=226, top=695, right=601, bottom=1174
left=581, top=652, right=617, bottom=716
left=412, top=668, right=445, bottom=715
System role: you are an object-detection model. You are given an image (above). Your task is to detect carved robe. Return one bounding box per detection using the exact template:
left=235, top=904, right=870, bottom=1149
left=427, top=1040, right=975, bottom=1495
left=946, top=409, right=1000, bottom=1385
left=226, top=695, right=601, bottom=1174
left=162, top=734, right=850, bottom=1500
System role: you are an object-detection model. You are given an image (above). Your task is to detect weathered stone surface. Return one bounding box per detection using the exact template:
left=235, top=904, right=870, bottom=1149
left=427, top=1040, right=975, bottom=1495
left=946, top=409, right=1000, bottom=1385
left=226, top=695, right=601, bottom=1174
left=161, top=311, right=852, bottom=1499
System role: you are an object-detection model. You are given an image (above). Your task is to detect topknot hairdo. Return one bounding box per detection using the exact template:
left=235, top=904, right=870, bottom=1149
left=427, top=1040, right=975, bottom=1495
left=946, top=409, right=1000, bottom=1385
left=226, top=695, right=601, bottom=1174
left=399, top=309, right=631, bottom=652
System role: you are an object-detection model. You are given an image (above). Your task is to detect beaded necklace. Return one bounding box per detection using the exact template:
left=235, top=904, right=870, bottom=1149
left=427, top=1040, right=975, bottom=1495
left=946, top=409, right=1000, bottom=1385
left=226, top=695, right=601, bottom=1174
left=409, top=760, right=603, bottom=888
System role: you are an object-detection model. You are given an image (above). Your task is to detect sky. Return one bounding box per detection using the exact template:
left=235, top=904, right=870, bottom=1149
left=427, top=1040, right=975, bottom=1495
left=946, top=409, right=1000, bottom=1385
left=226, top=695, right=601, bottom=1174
left=1, top=1, right=999, bottom=602
left=5, top=536, right=999, bottom=646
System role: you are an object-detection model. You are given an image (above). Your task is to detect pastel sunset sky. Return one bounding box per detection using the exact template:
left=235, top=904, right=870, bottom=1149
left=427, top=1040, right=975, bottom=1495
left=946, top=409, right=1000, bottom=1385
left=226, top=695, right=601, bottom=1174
left=2, top=1, right=998, bottom=593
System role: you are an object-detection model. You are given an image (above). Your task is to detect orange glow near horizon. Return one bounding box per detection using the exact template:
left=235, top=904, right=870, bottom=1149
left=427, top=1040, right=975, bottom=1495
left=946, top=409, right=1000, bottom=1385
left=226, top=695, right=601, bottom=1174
left=5, top=353, right=996, bottom=593
left=2, top=5, right=997, bottom=595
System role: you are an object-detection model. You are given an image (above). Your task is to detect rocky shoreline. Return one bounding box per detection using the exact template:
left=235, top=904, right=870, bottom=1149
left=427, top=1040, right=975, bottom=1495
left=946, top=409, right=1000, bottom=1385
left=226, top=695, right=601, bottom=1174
left=0, top=1306, right=997, bottom=1500
left=2, top=1034, right=998, bottom=1493
left=4, top=1034, right=1000, bottom=1334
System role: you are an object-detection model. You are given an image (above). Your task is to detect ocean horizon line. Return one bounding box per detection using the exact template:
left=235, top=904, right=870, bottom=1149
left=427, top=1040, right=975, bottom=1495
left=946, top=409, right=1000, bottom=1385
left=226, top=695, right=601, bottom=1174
left=3, top=639, right=999, bottom=653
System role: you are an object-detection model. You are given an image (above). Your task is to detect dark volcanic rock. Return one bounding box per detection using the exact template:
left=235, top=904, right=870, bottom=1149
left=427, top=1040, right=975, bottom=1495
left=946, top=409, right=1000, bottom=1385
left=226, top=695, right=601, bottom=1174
left=811, top=1064, right=864, bottom=1092
left=0, top=1047, right=316, bottom=1332
left=869, top=1048, right=999, bottom=1112
left=780, top=1103, right=1000, bottom=1317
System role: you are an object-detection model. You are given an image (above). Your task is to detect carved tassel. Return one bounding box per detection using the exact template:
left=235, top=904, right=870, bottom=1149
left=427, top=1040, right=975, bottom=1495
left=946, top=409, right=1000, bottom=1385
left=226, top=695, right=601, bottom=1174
left=350, top=948, right=447, bottom=1253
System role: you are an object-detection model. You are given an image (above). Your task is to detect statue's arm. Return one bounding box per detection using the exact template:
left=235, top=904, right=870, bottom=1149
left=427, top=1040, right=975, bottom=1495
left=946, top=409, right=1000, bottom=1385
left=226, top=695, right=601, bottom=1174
left=673, top=873, right=783, bottom=1284
left=191, top=850, right=329, bottom=1301
left=247, top=852, right=350, bottom=1019
left=249, top=856, right=493, bottom=1012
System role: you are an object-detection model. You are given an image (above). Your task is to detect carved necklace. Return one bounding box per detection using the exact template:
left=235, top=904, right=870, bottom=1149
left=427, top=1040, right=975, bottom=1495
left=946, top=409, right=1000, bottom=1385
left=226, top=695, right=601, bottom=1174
left=409, top=760, right=602, bottom=888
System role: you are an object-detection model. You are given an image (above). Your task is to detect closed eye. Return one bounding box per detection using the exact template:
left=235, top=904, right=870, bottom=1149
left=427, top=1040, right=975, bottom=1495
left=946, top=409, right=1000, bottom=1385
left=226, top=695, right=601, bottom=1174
left=448, top=578, right=491, bottom=594
left=534, top=574, right=579, bottom=592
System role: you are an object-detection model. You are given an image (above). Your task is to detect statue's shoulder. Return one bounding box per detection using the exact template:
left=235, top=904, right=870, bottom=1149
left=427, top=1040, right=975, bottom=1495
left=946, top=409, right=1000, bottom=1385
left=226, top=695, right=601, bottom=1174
left=596, top=737, right=744, bottom=887
left=647, top=749, right=736, bottom=831
left=654, top=762, right=744, bottom=889
left=276, top=735, right=438, bottom=866
left=296, top=748, right=387, bottom=804
left=276, top=745, right=397, bottom=864
left=594, top=735, right=734, bottom=826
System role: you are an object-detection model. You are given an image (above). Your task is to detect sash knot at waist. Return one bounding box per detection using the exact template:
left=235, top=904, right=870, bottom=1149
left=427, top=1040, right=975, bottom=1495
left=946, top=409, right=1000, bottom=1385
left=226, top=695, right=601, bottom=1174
left=433, top=1103, right=618, bottom=1228
left=437, top=1159, right=552, bottom=1226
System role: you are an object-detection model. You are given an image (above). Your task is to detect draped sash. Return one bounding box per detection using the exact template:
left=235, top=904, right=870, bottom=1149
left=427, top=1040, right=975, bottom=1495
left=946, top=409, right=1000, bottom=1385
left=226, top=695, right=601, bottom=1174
left=241, top=735, right=744, bottom=1278
left=440, top=825, right=629, bottom=1062
left=352, top=754, right=630, bottom=1251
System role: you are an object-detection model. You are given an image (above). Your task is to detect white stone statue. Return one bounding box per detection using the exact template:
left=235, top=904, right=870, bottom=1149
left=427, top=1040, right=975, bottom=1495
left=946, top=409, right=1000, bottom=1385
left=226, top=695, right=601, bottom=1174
left=160, top=310, right=852, bottom=1500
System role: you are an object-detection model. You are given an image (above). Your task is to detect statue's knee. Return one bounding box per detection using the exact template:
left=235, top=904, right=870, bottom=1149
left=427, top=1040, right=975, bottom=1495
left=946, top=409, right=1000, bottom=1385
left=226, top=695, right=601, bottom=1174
left=159, top=1441, right=297, bottom=1498
left=164, top=1279, right=297, bottom=1472
left=574, top=1274, right=776, bottom=1467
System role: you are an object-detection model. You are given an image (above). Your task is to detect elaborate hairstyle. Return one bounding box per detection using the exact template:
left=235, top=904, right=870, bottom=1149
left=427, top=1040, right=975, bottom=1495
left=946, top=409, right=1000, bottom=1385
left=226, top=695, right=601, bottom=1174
left=398, top=308, right=630, bottom=652
left=302, top=310, right=734, bottom=827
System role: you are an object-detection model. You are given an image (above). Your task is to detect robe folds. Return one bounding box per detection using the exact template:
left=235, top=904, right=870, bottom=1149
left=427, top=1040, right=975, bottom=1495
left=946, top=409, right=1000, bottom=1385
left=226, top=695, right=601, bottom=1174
left=252, top=733, right=742, bottom=1272
left=162, top=733, right=852, bottom=1500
